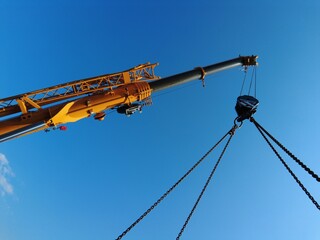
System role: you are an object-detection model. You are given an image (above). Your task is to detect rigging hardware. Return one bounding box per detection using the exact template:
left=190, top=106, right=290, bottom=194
left=235, top=95, right=259, bottom=122
left=251, top=117, right=320, bottom=210
left=194, top=66, right=206, bottom=87
left=235, top=64, right=259, bottom=122
left=240, top=65, right=257, bottom=97
left=115, top=125, right=237, bottom=240
left=251, top=118, right=320, bottom=182
left=176, top=125, right=236, bottom=239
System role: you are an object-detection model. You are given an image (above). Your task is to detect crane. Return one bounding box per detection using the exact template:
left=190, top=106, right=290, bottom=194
left=0, top=56, right=257, bottom=142
left=2, top=55, right=319, bottom=238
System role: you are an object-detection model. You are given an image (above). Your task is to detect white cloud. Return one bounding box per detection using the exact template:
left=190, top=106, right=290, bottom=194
left=0, top=153, right=14, bottom=196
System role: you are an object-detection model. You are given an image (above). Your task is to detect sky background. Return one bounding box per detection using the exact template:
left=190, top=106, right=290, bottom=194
left=1, top=1, right=320, bottom=239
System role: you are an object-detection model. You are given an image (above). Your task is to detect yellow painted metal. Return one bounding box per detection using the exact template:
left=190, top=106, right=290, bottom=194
left=16, top=99, right=28, bottom=114
left=16, top=96, right=42, bottom=114
left=0, top=63, right=159, bottom=118
left=0, top=81, right=152, bottom=138
left=0, top=56, right=258, bottom=142
left=0, top=63, right=158, bottom=140
left=22, top=96, right=42, bottom=109
left=49, top=81, right=152, bottom=125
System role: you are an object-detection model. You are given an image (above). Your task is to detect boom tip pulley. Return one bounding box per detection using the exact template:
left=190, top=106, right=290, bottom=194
left=241, top=55, right=258, bottom=66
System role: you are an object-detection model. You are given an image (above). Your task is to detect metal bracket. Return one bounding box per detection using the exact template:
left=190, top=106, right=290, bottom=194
left=195, top=67, right=206, bottom=87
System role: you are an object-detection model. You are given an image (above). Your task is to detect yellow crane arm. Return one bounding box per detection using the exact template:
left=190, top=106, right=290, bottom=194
left=0, top=64, right=159, bottom=142
left=0, top=63, right=158, bottom=118
left=0, top=56, right=257, bottom=143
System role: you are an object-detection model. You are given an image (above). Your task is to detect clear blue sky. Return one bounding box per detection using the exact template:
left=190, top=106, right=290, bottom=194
left=1, top=1, right=320, bottom=239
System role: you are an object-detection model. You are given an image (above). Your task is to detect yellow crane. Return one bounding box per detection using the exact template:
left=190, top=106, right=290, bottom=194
left=0, top=56, right=257, bottom=142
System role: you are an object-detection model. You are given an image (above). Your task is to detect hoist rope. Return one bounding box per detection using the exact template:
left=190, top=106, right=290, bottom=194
left=251, top=118, right=320, bottom=182
left=240, top=66, right=257, bottom=97
left=254, top=67, right=257, bottom=97
left=251, top=118, right=320, bottom=210
left=239, top=67, right=247, bottom=95
left=176, top=127, right=236, bottom=239
left=115, top=126, right=235, bottom=240
left=248, top=67, right=257, bottom=97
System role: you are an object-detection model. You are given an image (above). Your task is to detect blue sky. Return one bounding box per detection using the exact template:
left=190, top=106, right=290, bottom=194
left=1, top=1, right=320, bottom=239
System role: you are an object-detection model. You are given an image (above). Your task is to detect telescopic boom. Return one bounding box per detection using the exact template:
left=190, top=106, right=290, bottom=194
left=0, top=55, right=257, bottom=142
left=150, top=56, right=257, bottom=92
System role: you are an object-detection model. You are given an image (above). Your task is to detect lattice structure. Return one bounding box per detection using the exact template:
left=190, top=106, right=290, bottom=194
left=0, top=63, right=159, bottom=117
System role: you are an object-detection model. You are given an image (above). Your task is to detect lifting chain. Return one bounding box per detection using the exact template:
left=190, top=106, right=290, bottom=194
left=176, top=125, right=236, bottom=239
left=115, top=124, right=238, bottom=240
left=251, top=117, right=320, bottom=211
left=251, top=117, right=320, bottom=182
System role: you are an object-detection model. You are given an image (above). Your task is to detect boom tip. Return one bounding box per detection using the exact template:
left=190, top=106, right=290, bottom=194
left=240, top=55, right=258, bottom=66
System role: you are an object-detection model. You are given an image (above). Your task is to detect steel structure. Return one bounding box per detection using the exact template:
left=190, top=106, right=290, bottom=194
left=0, top=63, right=159, bottom=117
left=0, top=56, right=257, bottom=142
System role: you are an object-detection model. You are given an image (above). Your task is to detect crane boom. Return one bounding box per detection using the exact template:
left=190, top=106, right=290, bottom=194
left=0, top=55, right=257, bottom=143
left=150, top=56, right=257, bottom=92
left=0, top=63, right=159, bottom=118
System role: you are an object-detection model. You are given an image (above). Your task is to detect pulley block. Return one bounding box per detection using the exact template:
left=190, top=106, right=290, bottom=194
left=235, top=95, right=259, bottom=122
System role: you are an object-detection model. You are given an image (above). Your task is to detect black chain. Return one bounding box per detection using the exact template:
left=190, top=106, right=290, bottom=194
left=251, top=118, right=320, bottom=182
left=176, top=128, right=235, bottom=240
left=115, top=126, right=235, bottom=240
left=253, top=120, right=320, bottom=210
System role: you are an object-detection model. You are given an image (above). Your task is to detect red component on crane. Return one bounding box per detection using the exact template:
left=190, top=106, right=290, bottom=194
left=0, top=56, right=258, bottom=143
left=59, top=126, right=67, bottom=131
left=94, top=112, right=106, bottom=121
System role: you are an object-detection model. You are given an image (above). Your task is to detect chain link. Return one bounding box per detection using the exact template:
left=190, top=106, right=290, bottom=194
left=253, top=120, right=320, bottom=210
left=176, top=128, right=235, bottom=239
left=115, top=126, right=235, bottom=240
left=251, top=118, right=320, bottom=182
